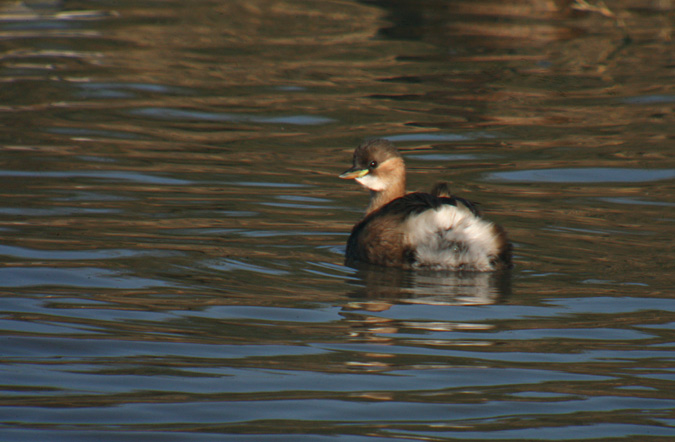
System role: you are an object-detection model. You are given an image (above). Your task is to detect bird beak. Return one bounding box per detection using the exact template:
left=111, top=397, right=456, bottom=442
left=339, top=166, right=369, bottom=179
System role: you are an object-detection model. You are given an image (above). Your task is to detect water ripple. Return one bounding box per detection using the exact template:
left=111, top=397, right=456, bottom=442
left=487, top=168, right=675, bottom=183
left=131, top=107, right=336, bottom=125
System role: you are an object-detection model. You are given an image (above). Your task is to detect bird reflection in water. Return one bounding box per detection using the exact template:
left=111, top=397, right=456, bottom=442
left=345, top=262, right=511, bottom=310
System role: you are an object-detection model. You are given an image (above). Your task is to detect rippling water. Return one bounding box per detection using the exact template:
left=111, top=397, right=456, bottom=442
left=1, top=0, right=674, bottom=441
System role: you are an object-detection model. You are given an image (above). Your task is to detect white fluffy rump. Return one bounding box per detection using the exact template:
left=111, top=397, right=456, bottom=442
left=403, top=204, right=500, bottom=271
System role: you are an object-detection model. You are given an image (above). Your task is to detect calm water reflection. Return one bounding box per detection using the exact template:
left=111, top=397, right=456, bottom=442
left=0, top=0, right=673, bottom=441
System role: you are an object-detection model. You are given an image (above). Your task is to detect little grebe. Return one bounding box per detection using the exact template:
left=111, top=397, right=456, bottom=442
left=339, top=139, right=512, bottom=271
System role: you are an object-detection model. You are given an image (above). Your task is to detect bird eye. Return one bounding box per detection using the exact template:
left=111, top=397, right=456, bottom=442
left=369, top=160, right=378, bottom=168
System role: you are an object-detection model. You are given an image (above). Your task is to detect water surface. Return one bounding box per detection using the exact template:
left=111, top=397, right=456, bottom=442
left=0, top=0, right=673, bottom=441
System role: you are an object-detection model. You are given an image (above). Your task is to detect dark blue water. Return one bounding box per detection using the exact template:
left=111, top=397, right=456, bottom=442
left=0, top=0, right=673, bottom=441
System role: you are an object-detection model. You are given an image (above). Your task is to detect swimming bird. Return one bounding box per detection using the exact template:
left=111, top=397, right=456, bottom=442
left=339, top=139, right=512, bottom=271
